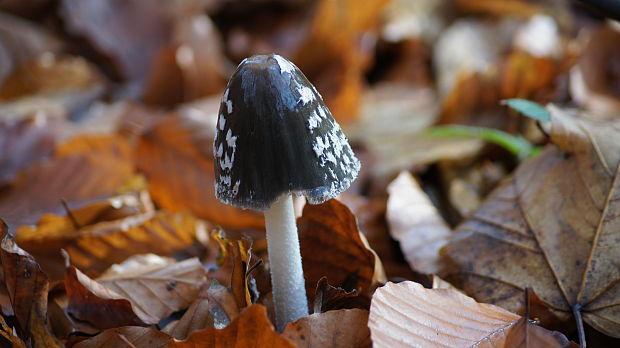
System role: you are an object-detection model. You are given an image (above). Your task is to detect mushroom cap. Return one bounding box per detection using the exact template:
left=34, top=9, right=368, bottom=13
left=213, top=54, right=360, bottom=210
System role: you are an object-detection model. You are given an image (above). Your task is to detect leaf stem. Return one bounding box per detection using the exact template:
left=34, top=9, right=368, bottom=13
left=572, top=303, right=586, bottom=348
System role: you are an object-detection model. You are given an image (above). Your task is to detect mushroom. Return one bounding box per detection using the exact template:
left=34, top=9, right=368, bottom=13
left=213, top=54, right=360, bottom=331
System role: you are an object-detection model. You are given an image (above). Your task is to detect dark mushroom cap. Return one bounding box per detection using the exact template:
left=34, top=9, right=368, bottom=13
left=213, top=54, right=360, bottom=210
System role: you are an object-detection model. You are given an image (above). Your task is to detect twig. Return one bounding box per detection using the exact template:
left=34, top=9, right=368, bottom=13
left=60, top=199, right=81, bottom=230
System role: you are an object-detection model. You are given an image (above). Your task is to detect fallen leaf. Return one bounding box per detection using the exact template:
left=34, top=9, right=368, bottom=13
left=0, top=135, right=135, bottom=230
left=505, top=316, right=578, bottom=348
left=0, top=110, right=62, bottom=183
left=163, top=281, right=240, bottom=340
left=0, top=226, right=62, bottom=348
left=313, top=277, right=369, bottom=313
left=440, top=105, right=620, bottom=337
left=17, top=207, right=203, bottom=279
left=66, top=254, right=205, bottom=327
left=73, top=326, right=171, bottom=348
left=0, top=55, right=105, bottom=102
left=168, top=304, right=295, bottom=348
left=0, top=314, right=26, bottom=348
left=570, top=24, right=620, bottom=117
left=59, top=0, right=170, bottom=94
left=135, top=107, right=264, bottom=229
left=298, top=199, right=386, bottom=299
left=292, top=0, right=389, bottom=122
left=369, top=281, right=521, bottom=347
left=386, top=171, right=452, bottom=274
left=0, top=12, right=62, bottom=85
left=282, top=308, right=371, bottom=348
left=65, top=263, right=148, bottom=328
left=143, top=14, right=227, bottom=106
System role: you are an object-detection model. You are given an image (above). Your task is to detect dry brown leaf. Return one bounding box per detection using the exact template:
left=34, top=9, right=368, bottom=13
left=0, top=314, right=26, bottom=348
left=97, top=255, right=206, bottom=322
left=282, top=308, right=371, bottom=348
left=66, top=255, right=205, bottom=327
left=292, top=0, right=389, bottom=122
left=73, top=326, right=171, bottom=348
left=505, top=317, right=578, bottom=348
left=0, top=227, right=62, bottom=348
left=0, top=110, right=62, bottom=183
left=0, top=55, right=105, bottom=101
left=59, top=0, right=170, bottom=91
left=570, top=24, right=620, bottom=117
left=17, top=209, right=202, bottom=280
left=386, top=171, right=452, bottom=274
left=369, top=281, right=521, bottom=347
left=136, top=110, right=263, bottom=229
left=0, top=12, right=61, bottom=85
left=298, top=199, right=386, bottom=300
left=168, top=304, right=295, bottom=348
left=313, top=277, right=369, bottom=313
left=163, top=281, right=240, bottom=340
left=440, top=105, right=620, bottom=337
left=65, top=263, right=146, bottom=328
left=143, top=14, right=226, bottom=106
left=0, top=135, right=135, bottom=229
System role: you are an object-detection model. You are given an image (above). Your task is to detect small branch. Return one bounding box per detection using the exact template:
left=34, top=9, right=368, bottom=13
left=572, top=303, right=586, bottom=348
left=61, top=199, right=81, bottom=230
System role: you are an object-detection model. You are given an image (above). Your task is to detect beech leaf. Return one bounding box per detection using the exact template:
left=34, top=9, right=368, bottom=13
left=440, top=105, right=620, bottom=337
left=386, top=171, right=451, bottom=274
left=298, top=199, right=386, bottom=298
left=66, top=255, right=205, bottom=327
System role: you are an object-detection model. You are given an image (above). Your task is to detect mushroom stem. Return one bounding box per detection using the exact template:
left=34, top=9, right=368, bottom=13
left=264, top=194, right=309, bottom=331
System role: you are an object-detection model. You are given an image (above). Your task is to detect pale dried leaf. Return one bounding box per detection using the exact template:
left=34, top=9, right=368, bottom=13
left=387, top=171, right=452, bottom=274
left=368, top=281, right=520, bottom=347
left=96, top=255, right=206, bottom=324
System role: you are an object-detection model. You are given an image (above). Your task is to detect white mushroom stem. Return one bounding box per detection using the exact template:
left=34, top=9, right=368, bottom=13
left=264, top=194, right=309, bottom=331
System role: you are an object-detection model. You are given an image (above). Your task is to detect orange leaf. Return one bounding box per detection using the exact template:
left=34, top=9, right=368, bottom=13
left=168, top=304, right=295, bottom=348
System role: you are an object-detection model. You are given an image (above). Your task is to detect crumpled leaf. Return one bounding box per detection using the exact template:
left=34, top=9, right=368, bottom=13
left=0, top=135, right=135, bottom=230
left=0, top=226, right=62, bottom=348
left=440, top=105, right=620, bottom=337
left=168, top=304, right=295, bottom=348
left=73, top=326, right=171, bottom=348
left=66, top=254, right=205, bottom=327
left=368, top=281, right=519, bottom=347
left=386, top=171, right=452, bottom=274
left=282, top=308, right=371, bottom=348
left=0, top=314, right=26, bottom=348
left=65, top=262, right=146, bottom=328
left=163, top=281, right=240, bottom=340
left=298, top=199, right=386, bottom=299
left=313, top=277, right=369, bottom=313
left=136, top=105, right=264, bottom=229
